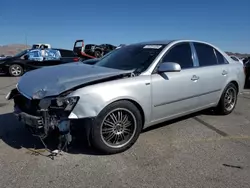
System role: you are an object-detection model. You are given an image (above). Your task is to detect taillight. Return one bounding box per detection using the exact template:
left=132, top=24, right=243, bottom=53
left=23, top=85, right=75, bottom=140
left=73, top=57, right=79, bottom=62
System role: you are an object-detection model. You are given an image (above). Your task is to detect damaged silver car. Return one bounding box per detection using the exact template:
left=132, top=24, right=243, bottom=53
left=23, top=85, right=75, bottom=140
left=6, top=40, right=245, bottom=154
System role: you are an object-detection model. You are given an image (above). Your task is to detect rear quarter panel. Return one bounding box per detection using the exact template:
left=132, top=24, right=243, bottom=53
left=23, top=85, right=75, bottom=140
left=217, top=50, right=245, bottom=95
left=223, top=59, right=245, bottom=95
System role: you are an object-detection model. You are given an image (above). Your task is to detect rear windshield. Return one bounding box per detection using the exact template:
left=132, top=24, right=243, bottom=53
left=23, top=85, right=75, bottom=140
left=95, top=44, right=166, bottom=72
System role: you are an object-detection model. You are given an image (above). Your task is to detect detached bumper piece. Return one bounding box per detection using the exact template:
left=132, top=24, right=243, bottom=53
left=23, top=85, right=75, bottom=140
left=16, top=111, right=43, bottom=127
left=14, top=111, right=45, bottom=136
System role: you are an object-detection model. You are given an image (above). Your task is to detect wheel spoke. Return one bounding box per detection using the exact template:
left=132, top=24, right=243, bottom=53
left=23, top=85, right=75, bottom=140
left=106, top=132, right=116, bottom=141
left=110, top=113, right=117, bottom=123
left=123, top=121, right=132, bottom=128
left=124, top=128, right=132, bottom=134
left=118, top=111, right=123, bottom=122
left=104, top=119, right=115, bottom=127
left=113, top=134, right=119, bottom=144
left=120, top=132, right=125, bottom=140
left=102, top=127, right=113, bottom=134
left=122, top=115, right=128, bottom=124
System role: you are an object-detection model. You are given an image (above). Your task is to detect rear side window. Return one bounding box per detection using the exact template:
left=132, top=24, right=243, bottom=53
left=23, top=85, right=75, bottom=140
left=215, top=50, right=228, bottom=64
left=162, top=43, right=194, bottom=69
left=194, top=43, right=217, bottom=66
left=230, top=56, right=239, bottom=61
left=59, top=50, right=77, bottom=57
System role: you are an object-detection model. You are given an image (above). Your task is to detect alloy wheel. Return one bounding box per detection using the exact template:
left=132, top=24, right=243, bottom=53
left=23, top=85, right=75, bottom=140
left=100, top=108, right=137, bottom=149
left=10, top=65, right=22, bottom=76
left=224, top=87, right=237, bottom=111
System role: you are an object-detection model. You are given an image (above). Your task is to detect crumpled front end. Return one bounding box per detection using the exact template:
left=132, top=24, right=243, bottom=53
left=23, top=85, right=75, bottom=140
left=8, top=88, right=82, bottom=149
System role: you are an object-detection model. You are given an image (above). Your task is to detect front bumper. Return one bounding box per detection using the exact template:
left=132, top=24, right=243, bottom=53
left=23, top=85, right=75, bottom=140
left=14, top=104, right=94, bottom=138
left=9, top=88, right=95, bottom=147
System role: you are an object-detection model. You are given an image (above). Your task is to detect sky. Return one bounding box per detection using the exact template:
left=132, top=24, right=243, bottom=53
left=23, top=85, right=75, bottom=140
left=0, top=0, right=250, bottom=53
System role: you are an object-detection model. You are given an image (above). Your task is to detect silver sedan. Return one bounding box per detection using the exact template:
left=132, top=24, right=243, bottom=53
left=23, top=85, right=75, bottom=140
left=7, top=39, right=245, bottom=154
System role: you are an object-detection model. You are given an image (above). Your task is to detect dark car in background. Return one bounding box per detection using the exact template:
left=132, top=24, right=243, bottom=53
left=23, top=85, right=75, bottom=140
left=0, top=48, right=79, bottom=77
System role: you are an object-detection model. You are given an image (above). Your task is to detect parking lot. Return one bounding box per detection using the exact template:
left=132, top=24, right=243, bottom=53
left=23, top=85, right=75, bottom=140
left=0, top=75, right=250, bottom=188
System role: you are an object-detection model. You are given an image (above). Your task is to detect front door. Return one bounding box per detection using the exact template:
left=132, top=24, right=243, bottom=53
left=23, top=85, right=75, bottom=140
left=151, top=42, right=202, bottom=121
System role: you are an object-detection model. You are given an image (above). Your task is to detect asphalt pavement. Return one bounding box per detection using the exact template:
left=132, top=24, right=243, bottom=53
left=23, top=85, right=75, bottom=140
left=0, top=74, right=250, bottom=188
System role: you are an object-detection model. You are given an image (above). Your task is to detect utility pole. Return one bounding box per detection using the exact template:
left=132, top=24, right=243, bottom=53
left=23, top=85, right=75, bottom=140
left=25, top=33, right=28, bottom=49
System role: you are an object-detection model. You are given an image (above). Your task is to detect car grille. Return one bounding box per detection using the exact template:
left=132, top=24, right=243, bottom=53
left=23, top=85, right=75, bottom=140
left=14, top=94, right=41, bottom=116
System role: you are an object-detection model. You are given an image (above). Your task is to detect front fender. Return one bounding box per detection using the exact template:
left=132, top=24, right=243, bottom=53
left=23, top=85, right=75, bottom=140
left=67, top=76, right=152, bottom=123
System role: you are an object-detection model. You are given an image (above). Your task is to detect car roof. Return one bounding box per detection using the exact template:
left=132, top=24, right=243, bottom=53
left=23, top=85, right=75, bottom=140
left=130, top=39, right=220, bottom=46
left=131, top=40, right=176, bottom=45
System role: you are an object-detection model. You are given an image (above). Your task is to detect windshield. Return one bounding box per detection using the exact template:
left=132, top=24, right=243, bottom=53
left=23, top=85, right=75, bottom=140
left=95, top=44, right=166, bottom=72
left=14, top=50, right=28, bottom=57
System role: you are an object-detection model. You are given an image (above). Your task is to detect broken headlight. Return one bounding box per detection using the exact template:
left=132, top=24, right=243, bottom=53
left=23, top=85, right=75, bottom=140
left=56, top=96, right=79, bottom=111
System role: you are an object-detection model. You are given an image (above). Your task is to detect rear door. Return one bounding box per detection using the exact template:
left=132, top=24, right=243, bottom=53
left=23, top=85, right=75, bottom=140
left=192, top=42, right=229, bottom=107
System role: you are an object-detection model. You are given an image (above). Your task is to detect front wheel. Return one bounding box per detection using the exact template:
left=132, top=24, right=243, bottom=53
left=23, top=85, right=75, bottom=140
left=214, top=83, right=238, bottom=115
left=90, top=100, right=143, bottom=154
left=9, top=64, right=24, bottom=77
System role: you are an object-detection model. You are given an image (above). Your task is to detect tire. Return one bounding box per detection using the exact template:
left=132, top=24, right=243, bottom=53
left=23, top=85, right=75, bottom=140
left=94, top=50, right=103, bottom=58
left=9, top=64, right=24, bottom=77
left=214, top=83, right=238, bottom=115
left=90, top=100, right=143, bottom=154
left=245, top=74, right=249, bottom=86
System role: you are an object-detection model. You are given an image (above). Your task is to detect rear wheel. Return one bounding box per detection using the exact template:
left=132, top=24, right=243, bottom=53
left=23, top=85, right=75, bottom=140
left=9, top=64, right=24, bottom=77
left=245, top=74, right=249, bottom=86
left=90, top=100, right=143, bottom=154
left=214, top=83, right=238, bottom=115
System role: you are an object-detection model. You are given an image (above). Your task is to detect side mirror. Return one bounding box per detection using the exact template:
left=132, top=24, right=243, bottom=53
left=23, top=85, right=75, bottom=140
left=157, top=62, right=181, bottom=73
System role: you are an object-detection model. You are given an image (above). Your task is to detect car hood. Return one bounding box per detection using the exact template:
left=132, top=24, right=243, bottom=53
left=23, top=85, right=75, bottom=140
left=0, top=56, right=19, bottom=63
left=0, top=57, right=11, bottom=62
left=17, top=62, right=133, bottom=99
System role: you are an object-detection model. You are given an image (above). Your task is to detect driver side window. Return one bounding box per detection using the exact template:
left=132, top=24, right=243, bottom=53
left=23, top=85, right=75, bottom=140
left=161, top=43, right=194, bottom=69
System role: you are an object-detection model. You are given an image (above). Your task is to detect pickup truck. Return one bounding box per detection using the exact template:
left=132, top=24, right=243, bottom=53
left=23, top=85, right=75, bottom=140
left=73, top=40, right=117, bottom=60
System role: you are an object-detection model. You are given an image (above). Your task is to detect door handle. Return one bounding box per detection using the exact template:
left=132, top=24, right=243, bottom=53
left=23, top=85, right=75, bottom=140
left=222, top=70, right=228, bottom=76
left=191, top=75, right=199, bottom=81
